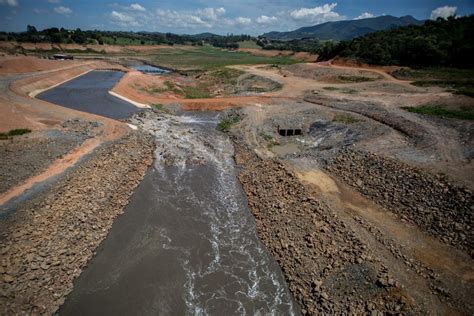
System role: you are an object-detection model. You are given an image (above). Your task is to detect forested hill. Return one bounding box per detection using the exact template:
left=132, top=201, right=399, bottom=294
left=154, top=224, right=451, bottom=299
left=0, top=27, right=252, bottom=49
left=318, top=15, right=474, bottom=68
left=262, top=15, right=423, bottom=41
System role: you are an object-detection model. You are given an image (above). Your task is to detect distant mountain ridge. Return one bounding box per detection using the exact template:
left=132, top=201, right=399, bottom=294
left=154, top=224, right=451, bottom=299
left=262, top=15, right=424, bottom=41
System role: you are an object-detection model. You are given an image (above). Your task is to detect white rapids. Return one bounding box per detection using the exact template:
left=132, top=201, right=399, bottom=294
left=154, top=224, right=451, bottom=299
left=130, top=111, right=297, bottom=315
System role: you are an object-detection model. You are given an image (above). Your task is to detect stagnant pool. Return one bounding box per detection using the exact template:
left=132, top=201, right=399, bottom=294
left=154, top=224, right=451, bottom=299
left=37, top=70, right=140, bottom=120
left=131, top=64, right=171, bottom=75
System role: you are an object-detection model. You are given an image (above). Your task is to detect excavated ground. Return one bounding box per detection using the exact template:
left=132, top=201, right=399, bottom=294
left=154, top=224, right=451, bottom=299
left=1, top=53, right=473, bottom=315
left=222, top=62, right=473, bottom=315
left=0, top=56, right=155, bottom=315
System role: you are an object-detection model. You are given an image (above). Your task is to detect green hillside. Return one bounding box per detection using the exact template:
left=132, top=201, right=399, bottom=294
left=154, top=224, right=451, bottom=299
left=318, top=15, right=474, bottom=68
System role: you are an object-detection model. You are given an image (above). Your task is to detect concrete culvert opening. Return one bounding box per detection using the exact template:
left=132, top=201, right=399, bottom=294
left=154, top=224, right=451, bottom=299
left=278, top=127, right=303, bottom=137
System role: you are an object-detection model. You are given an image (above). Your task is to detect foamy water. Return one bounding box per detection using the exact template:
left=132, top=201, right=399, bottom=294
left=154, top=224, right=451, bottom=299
left=131, top=111, right=297, bottom=315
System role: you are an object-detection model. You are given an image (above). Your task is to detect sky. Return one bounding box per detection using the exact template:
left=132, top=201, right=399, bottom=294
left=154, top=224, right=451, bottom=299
left=1, top=0, right=473, bottom=35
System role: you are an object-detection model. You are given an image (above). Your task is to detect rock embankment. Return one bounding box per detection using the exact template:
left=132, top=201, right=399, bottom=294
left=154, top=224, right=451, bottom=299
left=232, top=138, right=417, bottom=315
left=0, top=119, right=100, bottom=194
left=325, top=149, right=473, bottom=256
left=0, top=130, right=154, bottom=315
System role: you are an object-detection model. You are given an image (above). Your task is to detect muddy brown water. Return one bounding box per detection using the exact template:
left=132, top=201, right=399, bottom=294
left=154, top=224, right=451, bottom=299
left=58, top=109, right=297, bottom=314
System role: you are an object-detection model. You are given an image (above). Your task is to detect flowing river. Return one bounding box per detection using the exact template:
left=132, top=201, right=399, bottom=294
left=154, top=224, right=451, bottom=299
left=60, top=109, right=297, bottom=314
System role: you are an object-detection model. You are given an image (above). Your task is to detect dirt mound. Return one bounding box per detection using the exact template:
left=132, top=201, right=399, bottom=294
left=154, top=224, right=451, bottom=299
left=304, top=96, right=431, bottom=144
left=111, top=69, right=272, bottom=110
left=111, top=71, right=170, bottom=104
left=0, top=42, right=15, bottom=51
left=80, top=44, right=123, bottom=53
left=284, top=63, right=383, bottom=82
left=332, top=57, right=402, bottom=74
left=236, top=73, right=282, bottom=94
left=294, top=52, right=318, bottom=62
left=0, top=56, right=80, bottom=74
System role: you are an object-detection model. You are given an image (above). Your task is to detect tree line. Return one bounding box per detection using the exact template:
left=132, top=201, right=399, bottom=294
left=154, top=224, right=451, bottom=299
left=256, top=37, right=323, bottom=54
left=0, top=26, right=252, bottom=49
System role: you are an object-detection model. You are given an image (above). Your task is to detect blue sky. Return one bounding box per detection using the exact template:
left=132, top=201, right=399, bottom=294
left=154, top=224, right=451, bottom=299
left=1, top=0, right=473, bottom=35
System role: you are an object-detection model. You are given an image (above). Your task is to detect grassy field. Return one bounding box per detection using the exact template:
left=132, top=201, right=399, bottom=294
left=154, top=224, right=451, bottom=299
left=392, top=68, right=474, bottom=97
left=101, top=36, right=156, bottom=45
left=238, top=41, right=261, bottom=49
left=150, top=45, right=297, bottom=70
left=333, top=114, right=360, bottom=124
left=402, top=104, right=474, bottom=120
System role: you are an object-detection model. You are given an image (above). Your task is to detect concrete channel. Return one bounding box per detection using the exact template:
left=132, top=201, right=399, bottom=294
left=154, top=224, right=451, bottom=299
left=37, top=70, right=140, bottom=120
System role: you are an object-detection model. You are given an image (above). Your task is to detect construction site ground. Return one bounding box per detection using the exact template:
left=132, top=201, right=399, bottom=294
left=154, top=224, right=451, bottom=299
left=0, top=50, right=472, bottom=314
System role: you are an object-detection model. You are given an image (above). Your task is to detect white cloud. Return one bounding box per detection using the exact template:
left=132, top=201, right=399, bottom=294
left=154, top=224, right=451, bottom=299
left=256, top=15, right=278, bottom=25
left=0, top=0, right=18, bottom=7
left=54, top=6, right=72, bottom=15
left=197, top=7, right=226, bottom=22
left=130, top=3, right=145, bottom=12
left=355, top=12, right=375, bottom=20
left=110, top=10, right=139, bottom=26
left=48, top=0, right=61, bottom=3
left=234, top=17, right=252, bottom=26
left=153, top=7, right=227, bottom=29
left=430, top=6, right=457, bottom=20
left=155, top=9, right=209, bottom=28
left=290, top=3, right=344, bottom=24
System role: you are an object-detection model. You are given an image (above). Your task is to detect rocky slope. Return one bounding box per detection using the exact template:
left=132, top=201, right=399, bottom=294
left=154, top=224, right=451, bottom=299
left=232, top=137, right=417, bottom=314
left=0, top=130, right=154, bottom=315
left=0, top=119, right=100, bottom=195
left=325, top=149, right=473, bottom=255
